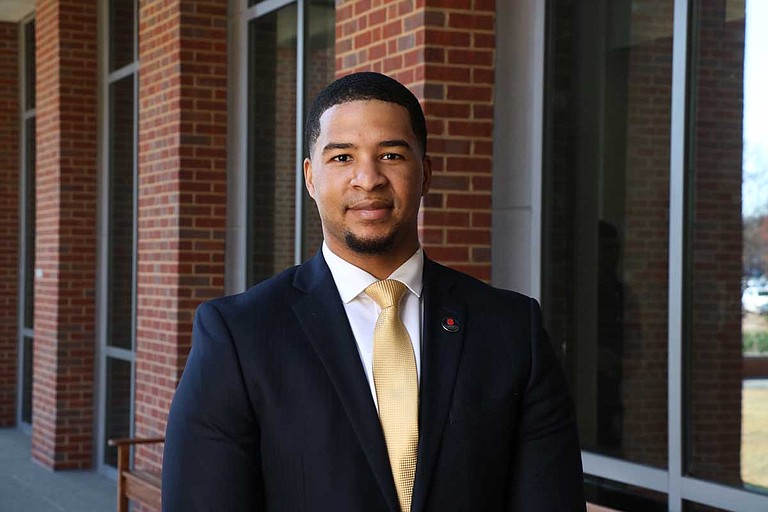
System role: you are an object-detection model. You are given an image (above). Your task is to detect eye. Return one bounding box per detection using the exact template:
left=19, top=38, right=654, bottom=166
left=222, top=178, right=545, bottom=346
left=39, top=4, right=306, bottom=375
left=381, top=153, right=403, bottom=160
left=331, top=154, right=352, bottom=163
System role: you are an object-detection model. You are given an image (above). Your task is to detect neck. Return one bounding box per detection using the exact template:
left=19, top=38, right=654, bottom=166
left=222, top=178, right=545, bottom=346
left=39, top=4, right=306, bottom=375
left=325, top=239, right=419, bottom=280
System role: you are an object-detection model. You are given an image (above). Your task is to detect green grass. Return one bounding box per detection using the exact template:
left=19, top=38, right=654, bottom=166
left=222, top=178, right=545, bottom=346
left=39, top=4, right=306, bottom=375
left=743, top=388, right=768, bottom=490
left=743, top=331, right=768, bottom=354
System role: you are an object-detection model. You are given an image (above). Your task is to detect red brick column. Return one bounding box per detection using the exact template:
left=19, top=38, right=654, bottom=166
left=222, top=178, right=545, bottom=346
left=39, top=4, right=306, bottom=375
left=32, top=0, right=98, bottom=469
left=0, top=22, right=20, bottom=427
left=135, top=0, right=228, bottom=475
left=336, top=0, right=495, bottom=281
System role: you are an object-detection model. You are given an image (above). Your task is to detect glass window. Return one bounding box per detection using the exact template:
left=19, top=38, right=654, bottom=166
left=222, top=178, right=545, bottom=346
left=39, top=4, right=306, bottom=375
left=99, top=0, right=138, bottom=470
left=247, top=4, right=299, bottom=286
left=543, top=0, right=673, bottom=468
left=21, top=336, right=33, bottom=424
left=301, top=0, right=335, bottom=260
left=24, top=20, right=35, bottom=111
left=107, top=76, right=135, bottom=350
left=110, top=0, right=135, bottom=72
left=686, top=0, right=768, bottom=495
left=19, top=18, right=36, bottom=428
left=24, top=118, right=35, bottom=330
left=246, top=1, right=332, bottom=285
left=104, top=357, right=132, bottom=467
left=584, top=475, right=667, bottom=511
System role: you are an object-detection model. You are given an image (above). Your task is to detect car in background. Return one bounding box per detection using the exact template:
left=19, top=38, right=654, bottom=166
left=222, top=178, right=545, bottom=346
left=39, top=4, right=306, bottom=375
left=742, top=286, right=768, bottom=315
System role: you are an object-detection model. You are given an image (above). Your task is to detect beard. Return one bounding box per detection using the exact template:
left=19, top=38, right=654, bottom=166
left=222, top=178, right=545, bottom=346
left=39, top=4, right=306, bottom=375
left=344, top=230, right=396, bottom=255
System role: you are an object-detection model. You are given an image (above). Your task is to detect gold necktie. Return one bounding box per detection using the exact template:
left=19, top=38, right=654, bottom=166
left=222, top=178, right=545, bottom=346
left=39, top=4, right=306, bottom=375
left=366, top=279, right=418, bottom=512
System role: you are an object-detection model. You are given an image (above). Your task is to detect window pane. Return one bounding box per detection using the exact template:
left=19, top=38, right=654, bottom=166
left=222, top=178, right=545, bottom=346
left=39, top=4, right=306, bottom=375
left=585, top=475, right=667, bottom=511
left=683, top=501, right=730, bottom=511
left=24, top=20, right=35, bottom=111
left=104, top=357, right=132, bottom=467
left=543, top=0, right=672, bottom=468
left=108, top=76, right=135, bottom=350
left=24, top=118, right=35, bottom=330
left=247, top=4, right=298, bottom=286
left=687, top=0, right=768, bottom=494
left=110, top=0, right=135, bottom=72
left=21, top=336, right=33, bottom=424
left=301, top=0, right=335, bottom=261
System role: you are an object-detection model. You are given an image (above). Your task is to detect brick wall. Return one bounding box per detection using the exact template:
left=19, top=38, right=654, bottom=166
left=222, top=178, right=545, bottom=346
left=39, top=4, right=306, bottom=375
left=335, top=0, right=495, bottom=281
left=620, top=1, right=674, bottom=468
left=32, top=0, right=99, bottom=469
left=134, top=0, right=228, bottom=475
left=0, top=22, right=19, bottom=427
left=687, top=0, right=744, bottom=484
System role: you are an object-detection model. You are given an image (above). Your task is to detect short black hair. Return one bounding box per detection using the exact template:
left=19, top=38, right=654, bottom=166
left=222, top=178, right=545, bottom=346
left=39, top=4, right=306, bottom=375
left=305, top=72, right=427, bottom=157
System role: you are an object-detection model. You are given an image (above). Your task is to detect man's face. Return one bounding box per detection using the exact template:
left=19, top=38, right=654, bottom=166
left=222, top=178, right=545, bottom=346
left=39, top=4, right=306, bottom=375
left=304, top=99, right=431, bottom=264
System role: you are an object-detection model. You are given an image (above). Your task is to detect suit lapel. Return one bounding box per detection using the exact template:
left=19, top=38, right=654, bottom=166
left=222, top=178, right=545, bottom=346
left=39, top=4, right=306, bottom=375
left=411, top=259, right=466, bottom=512
left=292, top=254, right=400, bottom=512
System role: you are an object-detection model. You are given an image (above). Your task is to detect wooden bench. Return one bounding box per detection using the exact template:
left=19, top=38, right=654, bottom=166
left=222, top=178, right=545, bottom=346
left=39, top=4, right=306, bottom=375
left=108, top=437, right=165, bottom=512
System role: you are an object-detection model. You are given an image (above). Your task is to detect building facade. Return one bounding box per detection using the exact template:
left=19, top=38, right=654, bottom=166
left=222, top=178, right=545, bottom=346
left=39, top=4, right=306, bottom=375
left=1, top=0, right=767, bottom=510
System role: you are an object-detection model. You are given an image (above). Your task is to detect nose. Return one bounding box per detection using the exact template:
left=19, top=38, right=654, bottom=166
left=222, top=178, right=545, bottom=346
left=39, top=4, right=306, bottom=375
left=350, top=156, right=387, bottom=191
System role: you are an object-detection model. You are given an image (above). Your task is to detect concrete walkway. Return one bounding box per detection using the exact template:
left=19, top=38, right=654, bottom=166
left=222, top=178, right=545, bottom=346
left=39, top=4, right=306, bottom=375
left=0, top=428, right=115, bottom=512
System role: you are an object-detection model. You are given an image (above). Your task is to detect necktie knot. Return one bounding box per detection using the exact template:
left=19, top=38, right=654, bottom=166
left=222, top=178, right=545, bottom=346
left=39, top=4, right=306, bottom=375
left=365, top=279, right=407, bottom=310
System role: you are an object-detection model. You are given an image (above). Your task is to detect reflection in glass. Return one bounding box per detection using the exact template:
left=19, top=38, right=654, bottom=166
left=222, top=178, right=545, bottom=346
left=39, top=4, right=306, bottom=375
left=104, top=358, right=132, bottom=467
left=108, top=76, right=135, bottom=350
left=247, top=5, right=299, bottom=286
left=687, top=0, right=768, bottom=495
left=543, top=0, right=672, bottom=468
left=21, top=336, right=33, bottom=424
left=683, top=501, right=730, bottom=512
left=24, top=118, right=35, bottom=330
left=24, top=21, right=35, bottom=111
left=302, top=0, right=335, bottom=260
left=110, top=0, right=135, bottom=72
left=584, top=475, right=667, bottom=511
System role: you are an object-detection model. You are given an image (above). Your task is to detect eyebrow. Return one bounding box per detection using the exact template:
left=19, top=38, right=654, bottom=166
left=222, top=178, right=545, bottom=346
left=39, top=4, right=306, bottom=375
left=321, top=142, right=354, bottom=154
left=379, top=139, right=412, bottom=151
left=321, top=139, right=413, bottom=154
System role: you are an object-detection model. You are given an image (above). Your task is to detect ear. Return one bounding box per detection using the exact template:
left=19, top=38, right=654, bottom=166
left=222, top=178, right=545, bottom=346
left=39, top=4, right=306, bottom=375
left=303, top=157, right=315, bottom=199
left=421, top=155, right=432, bottom=197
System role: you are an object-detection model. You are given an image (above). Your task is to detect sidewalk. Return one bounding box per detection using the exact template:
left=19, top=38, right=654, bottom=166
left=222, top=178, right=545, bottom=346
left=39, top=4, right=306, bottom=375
left=0, top=428, right=115, bottom=512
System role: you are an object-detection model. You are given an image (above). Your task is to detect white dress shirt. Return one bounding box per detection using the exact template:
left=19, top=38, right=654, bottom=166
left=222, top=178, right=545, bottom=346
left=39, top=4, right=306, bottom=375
left=322, top=241, right=423, bottom=411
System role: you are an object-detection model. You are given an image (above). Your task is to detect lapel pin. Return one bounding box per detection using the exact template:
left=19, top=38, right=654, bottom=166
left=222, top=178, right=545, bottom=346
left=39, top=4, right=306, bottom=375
left=442, top=317, right=460, bottom=333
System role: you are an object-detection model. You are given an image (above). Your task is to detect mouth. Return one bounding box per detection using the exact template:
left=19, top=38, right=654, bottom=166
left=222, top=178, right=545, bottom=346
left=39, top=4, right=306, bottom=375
left=347, top=199, right=393, bottom=221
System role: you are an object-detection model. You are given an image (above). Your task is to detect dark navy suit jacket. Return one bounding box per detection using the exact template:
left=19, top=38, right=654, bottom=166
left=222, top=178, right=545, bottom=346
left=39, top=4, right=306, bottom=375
left=162, top=253, right=585, bottom=511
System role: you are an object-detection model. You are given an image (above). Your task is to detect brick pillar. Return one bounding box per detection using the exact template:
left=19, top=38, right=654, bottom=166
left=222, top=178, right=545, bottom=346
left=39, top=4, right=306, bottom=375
left=0, top=22, right=20, bottom=427
left=135, top=0, right=228, bottom=476
left=336, top=0, right=496, bottom=281
left=32, top=0, right=98, bottom=469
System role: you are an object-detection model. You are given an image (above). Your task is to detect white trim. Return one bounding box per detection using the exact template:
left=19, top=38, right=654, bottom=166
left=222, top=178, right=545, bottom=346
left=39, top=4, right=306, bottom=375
left=667, top=0, right=689, bottom=509
left=582, top=452, right=668, bottom=494
left=246, top=0, right=294, bottom=20
left=491, top=0, right=545, bottom=298
left=226, top=0, right=249, bottom=294
left=95, top=0, right=109, bottom=472
left=293, top=0, right=305, bottom=265
left=681, top=477, right=768, bottom=512
left=107, top=62, right=139, bottom=84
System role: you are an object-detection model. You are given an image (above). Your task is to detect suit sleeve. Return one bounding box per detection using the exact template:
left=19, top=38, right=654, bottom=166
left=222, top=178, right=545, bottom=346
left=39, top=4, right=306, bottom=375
left=162, top=302, right=264, bottom=511
left=506, top=298, right=586, bottom=511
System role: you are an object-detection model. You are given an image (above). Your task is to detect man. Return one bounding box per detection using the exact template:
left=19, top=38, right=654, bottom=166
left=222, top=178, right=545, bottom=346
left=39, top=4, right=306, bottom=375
left=162, top=72, right=585, bottom=511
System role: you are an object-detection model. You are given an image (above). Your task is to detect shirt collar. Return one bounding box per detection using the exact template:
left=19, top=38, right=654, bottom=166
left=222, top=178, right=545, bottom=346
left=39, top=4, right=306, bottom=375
left=322, top=241, right=424, bottom=304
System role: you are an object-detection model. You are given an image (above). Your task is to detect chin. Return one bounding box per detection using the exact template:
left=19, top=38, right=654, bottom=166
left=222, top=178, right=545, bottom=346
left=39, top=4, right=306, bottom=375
left=344, top=231, right=395, bottom=255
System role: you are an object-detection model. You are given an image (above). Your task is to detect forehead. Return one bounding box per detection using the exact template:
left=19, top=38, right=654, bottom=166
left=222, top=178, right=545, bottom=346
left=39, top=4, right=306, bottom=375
left=317, top=100, right=414, bottom=141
